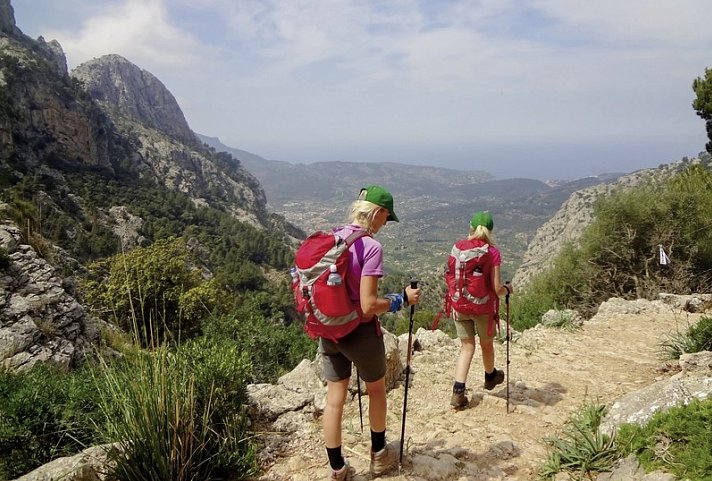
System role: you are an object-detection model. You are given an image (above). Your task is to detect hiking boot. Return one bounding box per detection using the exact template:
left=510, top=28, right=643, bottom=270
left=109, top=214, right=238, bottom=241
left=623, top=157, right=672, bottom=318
left=450, top=390, right=468, bottom=408
left=484, top=368, right=505, bottom=390
left=329, top=460, right=355, bottom=481
left=370, top=441, right=399, bottom=477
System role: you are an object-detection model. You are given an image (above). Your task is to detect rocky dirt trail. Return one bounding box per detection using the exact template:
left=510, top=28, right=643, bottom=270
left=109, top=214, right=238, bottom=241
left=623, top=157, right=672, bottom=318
left=258, top=301, right=703, bottom=481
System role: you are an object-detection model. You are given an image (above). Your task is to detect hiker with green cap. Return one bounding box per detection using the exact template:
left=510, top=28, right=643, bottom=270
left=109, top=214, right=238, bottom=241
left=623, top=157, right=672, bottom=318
left=444, top=210, right=513, bottom=409
left=319, top=185, right=420, bottom=480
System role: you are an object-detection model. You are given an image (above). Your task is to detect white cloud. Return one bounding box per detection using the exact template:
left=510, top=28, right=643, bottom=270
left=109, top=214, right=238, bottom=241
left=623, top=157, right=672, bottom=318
left=18, top=0, right=711, bottom=177
left=43, top=0, right=204, bottom=69
left=532, top=0, right=712, bottom=46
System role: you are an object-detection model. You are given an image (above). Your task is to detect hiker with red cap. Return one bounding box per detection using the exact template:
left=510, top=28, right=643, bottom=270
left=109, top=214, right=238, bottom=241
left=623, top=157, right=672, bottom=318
left=445, top=211, right=513, bottom=409
left=300, top=185, right=420, bottom=480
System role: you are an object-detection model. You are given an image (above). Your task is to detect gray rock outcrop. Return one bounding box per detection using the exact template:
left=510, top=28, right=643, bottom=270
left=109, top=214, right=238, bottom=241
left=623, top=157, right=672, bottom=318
left=12, top=444, right=116, bottom=481
left=595, top=455, right=676, bottom=481
left=600, top=350, right=712, bottom=437
left=0, top=221, right=99, bottom=371
left=36, top=36, right=68, bottom=76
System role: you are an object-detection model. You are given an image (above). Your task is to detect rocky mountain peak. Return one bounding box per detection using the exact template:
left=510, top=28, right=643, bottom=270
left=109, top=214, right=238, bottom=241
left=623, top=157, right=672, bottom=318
left=0, top=0, right=18, bottom=36
left=36, top=36, right=68, bottom=76
left=71, top=54, right=198, bottom=147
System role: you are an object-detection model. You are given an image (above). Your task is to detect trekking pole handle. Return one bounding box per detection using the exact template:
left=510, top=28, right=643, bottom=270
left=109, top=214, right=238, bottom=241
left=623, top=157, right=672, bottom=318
left=405, top=279, right=418, bottom=308
left=504, top=281, right=511, bottom=304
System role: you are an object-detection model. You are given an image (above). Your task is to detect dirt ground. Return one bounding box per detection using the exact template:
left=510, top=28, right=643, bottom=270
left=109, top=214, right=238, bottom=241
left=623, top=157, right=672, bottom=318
left=256, top=303, right=702, bottom=481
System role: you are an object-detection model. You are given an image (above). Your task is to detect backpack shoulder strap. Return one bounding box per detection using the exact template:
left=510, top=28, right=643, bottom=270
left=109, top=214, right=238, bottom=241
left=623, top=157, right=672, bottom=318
left=343, top=228, right=370, bottom=246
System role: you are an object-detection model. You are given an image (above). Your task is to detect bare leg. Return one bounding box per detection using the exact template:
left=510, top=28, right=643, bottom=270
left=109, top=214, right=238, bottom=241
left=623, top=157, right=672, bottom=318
left=454, top=338, right=476, bottom=383
left=480, top=338, right=495, bottom=373
left=324, top=378, right=349, bottom=448
left=364, top=376, right=387, bottom=432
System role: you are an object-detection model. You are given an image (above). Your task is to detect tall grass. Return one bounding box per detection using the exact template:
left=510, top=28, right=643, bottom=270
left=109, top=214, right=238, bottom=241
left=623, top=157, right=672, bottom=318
left=95, top=335, right=257, bottom=481
left=96, top=348, right=215, bottom=481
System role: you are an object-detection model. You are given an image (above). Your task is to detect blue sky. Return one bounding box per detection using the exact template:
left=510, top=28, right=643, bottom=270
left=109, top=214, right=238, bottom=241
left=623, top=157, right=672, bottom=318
left=12, top=0, right=712, bottom=180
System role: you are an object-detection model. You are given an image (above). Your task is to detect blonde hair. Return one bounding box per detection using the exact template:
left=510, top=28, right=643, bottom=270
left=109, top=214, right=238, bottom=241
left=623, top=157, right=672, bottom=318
left=348, top=199, right=383, bottom=233
left=468, top=224, right=495, bottom=244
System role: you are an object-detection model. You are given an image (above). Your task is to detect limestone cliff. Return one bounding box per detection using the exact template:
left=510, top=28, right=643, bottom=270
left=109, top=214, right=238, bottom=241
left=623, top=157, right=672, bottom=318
left=0, top=26, right=115, bottom=172
left=70, top=54, right=271, bottom=227
left=0, top=0, right=19, bottom=36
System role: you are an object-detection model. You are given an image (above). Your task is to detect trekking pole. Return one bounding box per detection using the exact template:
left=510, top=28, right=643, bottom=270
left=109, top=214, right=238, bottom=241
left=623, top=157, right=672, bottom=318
left=356, top=368, right=363, bottom=432
left=399, top=279, right=418, bottom=468
left=505, top=281, right=511, bottom=414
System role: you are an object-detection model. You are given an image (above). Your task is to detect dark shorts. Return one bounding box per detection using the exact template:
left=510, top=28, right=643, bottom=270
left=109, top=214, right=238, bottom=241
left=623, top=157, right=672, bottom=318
left=318, top=320, right=386, bottom=382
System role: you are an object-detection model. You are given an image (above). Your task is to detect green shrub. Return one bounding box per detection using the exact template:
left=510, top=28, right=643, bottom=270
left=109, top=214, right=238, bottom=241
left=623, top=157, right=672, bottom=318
left=659, top=330, right=699, bottom=361
left=511, top=242, right=590, bottom=330
left=175, top=337, right=257, bottom=476
left=511, top=290, right=556, bottom=331
left=685, top=315, right=712, bottom=352
left=0, top=365, right=102, bottom=479
left=617, top=398, right=712, bottom=480
left=82, top=238, right=208, bottom=343
left=543, top=310, right=582, bottom=330
left=177, top=278, right=226, bottom=328
left=538, top=403, right=617, bottom=480
left=520, top=164, right=712, bottom=325
left=203, top=297, right=317, bottom=384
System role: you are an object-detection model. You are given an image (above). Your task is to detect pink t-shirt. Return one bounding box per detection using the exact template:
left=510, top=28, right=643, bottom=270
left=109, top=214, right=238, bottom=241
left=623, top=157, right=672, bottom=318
left=332, top=224, right=384, bottom=305
left=488, top=244, right=502, bottom=267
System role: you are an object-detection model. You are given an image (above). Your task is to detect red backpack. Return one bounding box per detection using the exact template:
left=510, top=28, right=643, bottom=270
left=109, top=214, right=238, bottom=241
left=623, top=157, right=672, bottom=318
left=292, top=228, right=370, bottom=342
left=445, top=238, right=497, bottom=317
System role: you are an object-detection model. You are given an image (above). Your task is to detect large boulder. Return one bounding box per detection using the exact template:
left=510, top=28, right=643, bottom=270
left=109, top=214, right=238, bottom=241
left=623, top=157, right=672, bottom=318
left=600, top=351, right=712, bottom=436
left=12, top=444, right=116, bottom=481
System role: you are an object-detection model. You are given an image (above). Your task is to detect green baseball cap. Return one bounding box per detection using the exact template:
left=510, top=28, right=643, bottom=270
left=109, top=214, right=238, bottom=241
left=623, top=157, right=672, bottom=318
left=359, top=185, right=399, bottom=222
left=470, top=211, right=493, bottom=230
